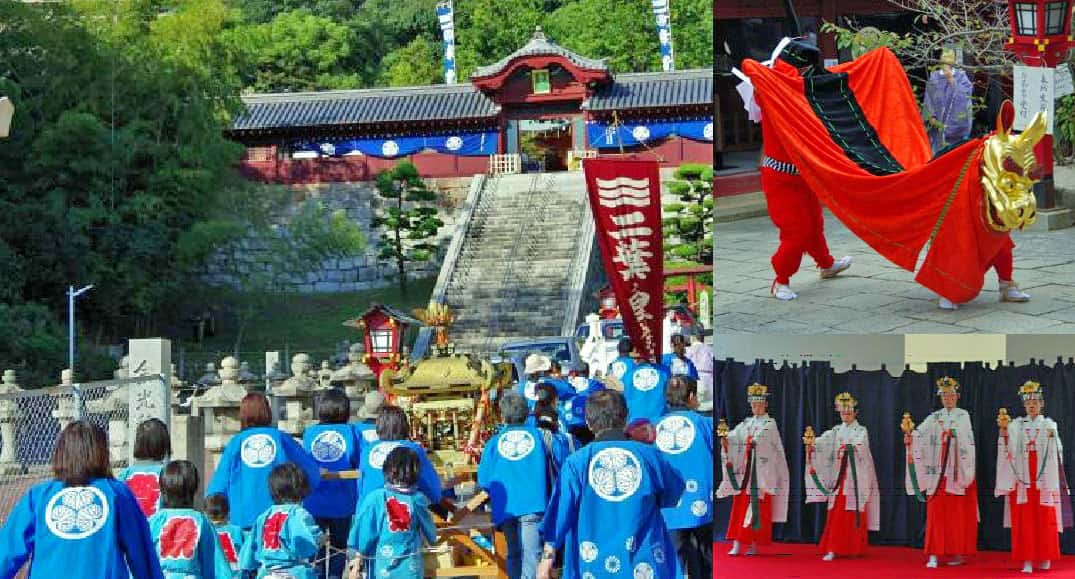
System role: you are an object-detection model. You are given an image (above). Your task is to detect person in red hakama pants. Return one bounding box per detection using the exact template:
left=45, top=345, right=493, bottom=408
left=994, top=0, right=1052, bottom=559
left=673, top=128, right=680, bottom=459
left=805, top=392, right=879, bottom=561
left=717, top=382, right=790, bottom=556
left=905, top=376, right=979, bottom=568
left=996, top=380, right=1065, bottom=574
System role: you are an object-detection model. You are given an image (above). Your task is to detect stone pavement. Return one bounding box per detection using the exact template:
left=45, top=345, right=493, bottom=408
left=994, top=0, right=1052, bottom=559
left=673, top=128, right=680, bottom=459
left=715, top=212, right=1075, bottom=333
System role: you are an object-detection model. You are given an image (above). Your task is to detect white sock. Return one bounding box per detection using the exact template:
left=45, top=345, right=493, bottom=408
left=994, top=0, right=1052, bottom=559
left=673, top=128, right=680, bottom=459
left=1040, top=561, right=1051, bottom=570
left=728, top=540, right=741, bottom=556
left=745, top=542, right=757, bottom=556
left=822, top=552, right=835, bottom=561
left=1023, top=561, right=1034, bottom=574
left=926, top=555, right=938, bottom=568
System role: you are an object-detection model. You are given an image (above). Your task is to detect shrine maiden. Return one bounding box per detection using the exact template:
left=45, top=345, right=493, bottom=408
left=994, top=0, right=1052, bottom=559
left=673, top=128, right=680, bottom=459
left=302, top=388, right=361, bottom=579
left=660, top=334, right=699, bottom=381
left=716, top=382, right=790, bottom=557
left=0, top=421, right=164, bottom=579
left=905, top=377, right=978, bottom=568
left=206, top=393, right=322, bottom=529
left=239, top=463, right=323, bottom=578
left=995, top=381, right=1066, bottom=574
left=537, top=390, right=684, bottom=579
left=118, top=418, right=172, bottom=517
left=624, top=360, right=670, bottom=425
left=357, top=406, right=443, bottom=505
left=148, top=460, right=232, bottom=579
left=655, top=376, right=714, bottom=578
left=804, top=393, right=880, bottom=561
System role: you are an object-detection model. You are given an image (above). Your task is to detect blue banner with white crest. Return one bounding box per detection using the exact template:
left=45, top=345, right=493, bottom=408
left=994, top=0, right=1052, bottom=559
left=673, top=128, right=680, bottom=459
left=294, top=130, right=497, bottom=158
left=586, top=118, right=712, bottom=149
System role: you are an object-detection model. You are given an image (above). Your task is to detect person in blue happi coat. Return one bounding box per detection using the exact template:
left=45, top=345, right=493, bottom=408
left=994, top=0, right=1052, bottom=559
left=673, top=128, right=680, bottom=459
left=0, top=421, right=165, bottom=579
left=606, top=337, right=638, bottom=384
left=352, top=391, right=384, bottom=452
left=303, top=388, right=361, bottom=579
left=118, top=418, right=171, bottom=517
left=478, top=391, right=559, bottom=579
left=537, top=390, right=684, bottom=579
left=357, top=406, right=443, bottom=508
left=564, top=362, right=605, bottom=446
left=532, top=384, right=578, bottom=460
left=207, top=392, right=322, bottom=530
left=206, top=494, right=245, bottom=578
left=148, top=460, right=233, bottom=578
left=240, top=463, right=324, bottom=578
left=349, top=446, right=437, bottom=579
left=624, top=356, right=670, bottom=425
left=654, top=376, right=713, bottom=578
left=660, top=334, right=699, bottom=381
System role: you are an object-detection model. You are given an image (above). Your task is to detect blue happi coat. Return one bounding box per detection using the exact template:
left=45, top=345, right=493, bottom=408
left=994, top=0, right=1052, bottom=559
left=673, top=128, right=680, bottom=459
left=540, top=436, right=685, bottom=579
left=563, top=378, right=606, bottom=430
left=213, top=522, right=246, bottom=578
left=660, top=353, right=699, bottom=381
left=357, top=440, right=442, bottom=505
left=302, top=423, right=361, bottom=518
left=118, top=461, right=167, bottom=517
left=0, top=478, right=165, bottom=579
left=653, top=408, right=713, bottom=530
left=349, top=487, right=436, bottom=579
left=239, top=503, right=322, bottom=578
left=206, top=427, right=322, bottom=529
left=623, top=364, right=669, bottom=424
left=606, top=356, right=637, bottom=383
left=353, top=421, right=379, bottom=454
left=478, top=425, right=552, bottom=525
left=148, top=508, right=233, bottom=579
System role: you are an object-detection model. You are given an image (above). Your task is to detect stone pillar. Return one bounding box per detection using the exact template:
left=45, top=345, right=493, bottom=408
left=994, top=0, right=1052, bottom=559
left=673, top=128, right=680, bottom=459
left=275, top=353, right=317, bottom=436
left=0, top=370, right=23, bottom=474
left=52, top=369, right=77, bottom=431
left=191, top=356, right=247, bottom=468
left=127, top=338, right=172, bottom=464
left=331, top=343, right=375, bottom=411
left=169, top=414, right=205, bottom=507
left=318, top=360, right=334, bottom=390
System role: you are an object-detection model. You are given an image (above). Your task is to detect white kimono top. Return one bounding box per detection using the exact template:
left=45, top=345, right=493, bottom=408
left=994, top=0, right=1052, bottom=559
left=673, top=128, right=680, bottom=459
left=906, top=407, right=977, bottom=498
left=805, top=420, right=880, bottom=531
left=716, top=414, right=790, bottom=524
left=995, top=414, right=1065, bottom=528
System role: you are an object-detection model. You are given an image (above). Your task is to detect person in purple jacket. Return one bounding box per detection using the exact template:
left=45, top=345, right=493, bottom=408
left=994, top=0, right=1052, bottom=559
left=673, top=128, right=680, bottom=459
left=0, top=421, right=165, bottom=579
left=207, top=392, right=321, bottom=530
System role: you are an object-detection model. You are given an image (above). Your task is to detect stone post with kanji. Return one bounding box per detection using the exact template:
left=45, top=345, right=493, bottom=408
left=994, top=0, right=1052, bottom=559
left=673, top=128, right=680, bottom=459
left=0, top=370, right=23, bottom=474
left=127, top=339, right=172, bottom=464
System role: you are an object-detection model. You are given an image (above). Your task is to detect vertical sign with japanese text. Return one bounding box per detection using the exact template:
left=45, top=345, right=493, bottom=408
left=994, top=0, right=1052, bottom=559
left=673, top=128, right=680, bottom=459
left=436, top=0, right=457, bottom=85
left=127, top=338, right=171, bottom=462
left=1013, top=65, right=1055, bottom=134
left=583, top=158, right=664, bottom=362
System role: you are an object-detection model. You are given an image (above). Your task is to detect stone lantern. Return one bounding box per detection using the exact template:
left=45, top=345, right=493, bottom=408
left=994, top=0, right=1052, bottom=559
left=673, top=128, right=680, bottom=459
left=275, top=353, right=318, bottom=436
left=191, top=357, right=248, bottom=467
left=0, top=370, right=23, bottom=474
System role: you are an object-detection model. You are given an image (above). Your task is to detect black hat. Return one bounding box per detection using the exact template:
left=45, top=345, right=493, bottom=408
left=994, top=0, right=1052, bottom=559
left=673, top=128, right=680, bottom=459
left=778, top=39, right=821, bottom=70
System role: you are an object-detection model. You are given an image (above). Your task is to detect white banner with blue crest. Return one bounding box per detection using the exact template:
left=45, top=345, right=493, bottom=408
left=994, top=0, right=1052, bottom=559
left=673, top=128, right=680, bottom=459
left=436, top=0, right=457, bottom=85
left=652, top=0, right=675, bottom=72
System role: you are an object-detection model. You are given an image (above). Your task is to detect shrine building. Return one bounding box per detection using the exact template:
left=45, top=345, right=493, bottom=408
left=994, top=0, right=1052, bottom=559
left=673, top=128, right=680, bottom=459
left=228, top=28, right=713, bottom=183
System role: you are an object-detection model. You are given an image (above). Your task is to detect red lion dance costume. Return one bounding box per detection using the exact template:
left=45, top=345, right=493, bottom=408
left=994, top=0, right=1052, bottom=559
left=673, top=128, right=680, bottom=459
left=739, top=41, right=1042, bottom=305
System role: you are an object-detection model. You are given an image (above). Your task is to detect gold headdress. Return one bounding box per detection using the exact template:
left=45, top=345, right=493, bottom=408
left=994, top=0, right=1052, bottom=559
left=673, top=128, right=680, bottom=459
left=834, top=392, right=858, bottom=412
left=747, top=382, right=770, bottom=402
left=1019, top=380, right=1043, bottom=401
left=936, top=376, right=960, bottom=395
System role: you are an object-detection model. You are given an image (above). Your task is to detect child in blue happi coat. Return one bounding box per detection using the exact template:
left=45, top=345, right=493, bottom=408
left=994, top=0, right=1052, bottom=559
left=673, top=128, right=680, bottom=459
left=358, top=406, right=443, bottom=507
left=349, top=446, right=437, bottom=579
left=303, top=388, right=361, bottom=579
left=660, top=335, right=699, bottom=381
left=207, top=392, right=322, bottom=530
left=240, top=462, right=324, bottom=578
left=207, top=493, right=246, bottom=578
left=118, top=418, right=171, bottom=517
left=0, top=421, right=164, bottom=579
left=148, top=460, right=233, bottom=578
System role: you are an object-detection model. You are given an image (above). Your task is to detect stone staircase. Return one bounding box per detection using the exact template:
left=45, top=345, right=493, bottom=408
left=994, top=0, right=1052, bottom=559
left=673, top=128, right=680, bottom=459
left=428, top=172, right=597, bottom=357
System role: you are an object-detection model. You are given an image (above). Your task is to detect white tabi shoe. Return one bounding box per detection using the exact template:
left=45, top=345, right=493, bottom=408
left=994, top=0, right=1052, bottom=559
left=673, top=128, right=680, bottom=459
left=1000, top=281, right=1031, bottom=302
left=727, top=541, right=741, bottom=557
left=1040, top=561, right=1051, bottom=570
left=926, top=555, right=939, bottom=569
left=745, top=542, right=757, bottom=556
left=822, top=552, right=836, bottom=562
left=947, top=555, right=965, bottom=566
left=1023, top=561, right=1034, bottom=574
left=939, top=297, right=960, bottom=310
left=773, top=284, right=797, bottom=301
left=820, top=255, right=853, bottom=279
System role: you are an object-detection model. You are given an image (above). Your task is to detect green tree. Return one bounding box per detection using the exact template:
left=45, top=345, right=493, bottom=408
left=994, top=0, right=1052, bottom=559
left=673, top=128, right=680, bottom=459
left=453, top=0, right=548, bottom=79
left=545, top=0, right=660, bottom=72
left=379, top=36, right=444, bottom=87
left=663, top=163, right=714, bottom=266
left=373, top=162, right=443, bottom=292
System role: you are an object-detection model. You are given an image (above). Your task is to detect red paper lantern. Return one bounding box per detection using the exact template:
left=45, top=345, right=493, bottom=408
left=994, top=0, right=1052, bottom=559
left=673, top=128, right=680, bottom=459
left=1006, top=0, right=1075, bottom=67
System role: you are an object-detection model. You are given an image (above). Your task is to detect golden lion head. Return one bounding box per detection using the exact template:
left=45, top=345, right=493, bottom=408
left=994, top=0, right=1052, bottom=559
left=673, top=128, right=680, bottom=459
left=981, top=100, right=1045, bottom=232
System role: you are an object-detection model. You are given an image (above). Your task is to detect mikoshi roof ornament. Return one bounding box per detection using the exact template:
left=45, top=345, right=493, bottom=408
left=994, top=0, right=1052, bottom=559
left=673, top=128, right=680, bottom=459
left=747, top=382, right=770, bottom=402
left=935, top=376, right=960, bottom=395
left=981, top=100, right=1044, bottom=232
left=1019, top=380, right=1044, bottom=401
left=834, top=392, right=858, bottom=411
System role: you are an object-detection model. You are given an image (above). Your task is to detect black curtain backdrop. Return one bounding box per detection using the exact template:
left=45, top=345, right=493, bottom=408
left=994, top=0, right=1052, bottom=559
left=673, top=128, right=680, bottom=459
left=713, top=357, right=1075, bottom=554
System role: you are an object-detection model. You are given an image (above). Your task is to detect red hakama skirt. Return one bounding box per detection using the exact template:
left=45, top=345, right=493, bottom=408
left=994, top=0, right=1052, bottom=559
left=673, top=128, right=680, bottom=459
left=726, top=491, right=774, bottom=545
left=924, top=477, right=978, bottom=556
left=1009, top=450, right=1061, bottom=562
left=818, top=481, right=869, bottom=556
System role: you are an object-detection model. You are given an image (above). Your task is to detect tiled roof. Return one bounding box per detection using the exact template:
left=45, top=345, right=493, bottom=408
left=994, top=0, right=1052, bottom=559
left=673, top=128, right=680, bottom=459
left=230, top=84, right=499, bottom=133
left=472, top=27, right=608, bottom=79
left=585, top=69, right=713, bottom=111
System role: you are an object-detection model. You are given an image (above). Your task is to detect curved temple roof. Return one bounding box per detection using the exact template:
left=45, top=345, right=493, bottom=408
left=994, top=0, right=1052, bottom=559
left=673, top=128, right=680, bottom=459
left=471, top=26, right=608, bottom=79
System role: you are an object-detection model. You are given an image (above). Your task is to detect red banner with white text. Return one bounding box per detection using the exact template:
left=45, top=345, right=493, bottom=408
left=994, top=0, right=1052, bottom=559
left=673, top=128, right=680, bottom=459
left=583, top=158, right=664, bottom=362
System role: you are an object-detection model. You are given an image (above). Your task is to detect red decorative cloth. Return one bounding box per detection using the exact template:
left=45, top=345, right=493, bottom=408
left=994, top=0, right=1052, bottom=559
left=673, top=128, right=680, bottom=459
left=262, top=511, right=289, bottom=550
left=386, top=496, right=412, bottom=533
left=159, top=516, right=199, bottom=560
left=726, top=492, right=773, bottom=545
left=1009, top=450, right=1061, bottom=562
left=742, top=48, right=1013, bottom=303
left=125, top=472, right=161, bottom=517
left=818, top=481, right=869, bottom=556
left=924, top=478, right=979, bottom=556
